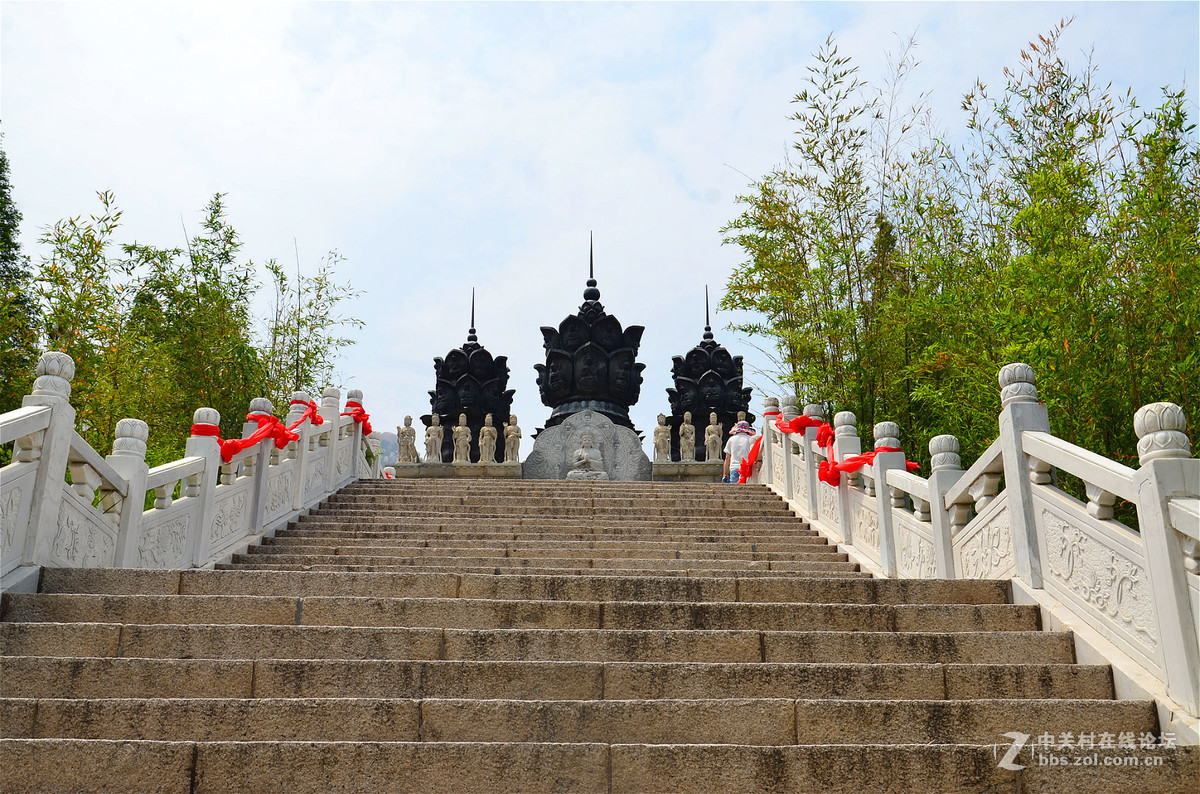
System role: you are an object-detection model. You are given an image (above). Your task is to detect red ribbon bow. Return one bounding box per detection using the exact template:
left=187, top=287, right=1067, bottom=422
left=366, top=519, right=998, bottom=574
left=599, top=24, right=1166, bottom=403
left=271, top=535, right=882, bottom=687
left=340, top=401, right=372, bottom=435
left=762, top=413, right=919, bottom=487
left=817, top=447, right=920, bottom=486
left=189, top=401, right=327, bottom=464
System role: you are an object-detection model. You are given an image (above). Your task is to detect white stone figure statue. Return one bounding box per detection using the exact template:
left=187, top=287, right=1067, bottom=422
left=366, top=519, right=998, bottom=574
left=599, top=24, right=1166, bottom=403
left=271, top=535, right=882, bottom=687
left=425, top=415, right=444, bottom=463
left=679, top=411, right=696, bottom=462
left=452, top=413, right=472, bottom=463
left=478, top=413, right=498, bottom=463
left=566, top=430, right=609, bottom=480
left=705, top=412, right=723, bottom=462
left=653, top=413, right=671, bottom=462
left=504, top=415, right=522, bottom=463
left=397, top=415, right=419, bottom=463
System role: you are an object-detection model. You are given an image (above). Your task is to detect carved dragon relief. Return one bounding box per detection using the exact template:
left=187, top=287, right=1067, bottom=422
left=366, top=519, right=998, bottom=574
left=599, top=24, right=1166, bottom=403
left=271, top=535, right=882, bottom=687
left=819, top=483, right=839, bottom=527
left=305, top=457, right=327, bottom=494
left=1043, top=508, right=1158, bottom=649
left=897, top=523, right=936, bottom=578
left=854, top=505, right=879, bottom=550
left=51, top=501, right=115, bottom=567
left=792, top=459, right=808, bottom=505
left=139, top=516, right=189, bottom=568
left=210, top=492, right=249, bottom=542
left=957, top=507, right=1014, bottom=579
left=0, top=487, right=21, bottom=551
left=265, top=472, right=293, bottom=517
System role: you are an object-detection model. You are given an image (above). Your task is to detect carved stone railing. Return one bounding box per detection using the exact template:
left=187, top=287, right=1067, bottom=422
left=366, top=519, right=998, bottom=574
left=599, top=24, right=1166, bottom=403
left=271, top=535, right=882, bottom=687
left=0, top=352, right=382, bottom=589
left=752, top=362, right=1200, bottom=738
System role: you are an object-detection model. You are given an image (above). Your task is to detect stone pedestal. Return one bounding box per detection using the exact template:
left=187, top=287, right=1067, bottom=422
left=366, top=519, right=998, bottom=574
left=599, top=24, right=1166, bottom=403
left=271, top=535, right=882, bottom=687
left=652, top=461, right=723, bottom=483
left=523, top=410, right=651, bottom=481
left=390, top=463, right=522, bottom=479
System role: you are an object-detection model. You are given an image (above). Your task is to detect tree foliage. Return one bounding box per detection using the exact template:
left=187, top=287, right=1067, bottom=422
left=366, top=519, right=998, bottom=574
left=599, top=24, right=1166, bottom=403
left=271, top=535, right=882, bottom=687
left=5, top=186, right=363, bottom=466
left=263, top=252, right=364, bottom=411
left=722, top=22, right=1199, bottom=469
left=0, top=141, right=41, bottom=413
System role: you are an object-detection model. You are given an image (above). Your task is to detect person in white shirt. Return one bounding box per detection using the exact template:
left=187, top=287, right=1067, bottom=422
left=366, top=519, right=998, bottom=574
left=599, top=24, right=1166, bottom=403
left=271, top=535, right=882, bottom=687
left=722, top=420, right=756, bottom=483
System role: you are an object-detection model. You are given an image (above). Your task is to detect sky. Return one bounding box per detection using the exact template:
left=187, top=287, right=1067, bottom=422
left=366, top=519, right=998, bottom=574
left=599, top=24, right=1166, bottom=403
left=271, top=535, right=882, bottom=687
left=3, top=1, right=1197, bottom=457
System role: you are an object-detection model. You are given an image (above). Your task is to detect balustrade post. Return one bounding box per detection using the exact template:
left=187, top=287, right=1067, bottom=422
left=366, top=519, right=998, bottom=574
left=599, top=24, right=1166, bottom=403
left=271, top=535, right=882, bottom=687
left=779, top=396, right=798, bottom=500
left=1132, top=402, right=1199, bottom=714
left=320, top=388, right=341, bottom=494
left=346, top=389, right=365, bottom=480
left=761, top=396, right=780, bottom=485
left=927, top=435, right=964, bottom=578
left=832, top=411, right=860, bottom=544
left=871, top=422, right=906, bottom=578
left=23, top=353, right=78, bottom=568
left=107, top=419, right=150, bottom=567
left=244, top=398, right=275, bottom=536
left=802, top=403, right=824, bottom=518
left=185, top=408, right=222, bottom=565
left=997, top=363, right=1049, bottom=588
left=286, top=392, right=312, bottom=511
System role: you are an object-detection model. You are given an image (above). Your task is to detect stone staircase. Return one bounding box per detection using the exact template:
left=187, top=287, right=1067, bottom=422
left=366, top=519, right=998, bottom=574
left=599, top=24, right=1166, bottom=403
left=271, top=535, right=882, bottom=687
left=1, top=479, right=1195, bottom=792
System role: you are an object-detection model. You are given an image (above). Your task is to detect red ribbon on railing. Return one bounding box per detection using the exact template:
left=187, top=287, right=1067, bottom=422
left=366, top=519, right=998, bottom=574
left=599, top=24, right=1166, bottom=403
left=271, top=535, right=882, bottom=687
left=340, top=401, right=372, bottom=435
left=189, top=400, right=329, bottom=464
left=289, top=399, right=324, bottom=429
left=774, top=415, right=824, bottom=435
left=767, top=413, right=919, bottom=487
left=818, top=447, right=920, bottom=486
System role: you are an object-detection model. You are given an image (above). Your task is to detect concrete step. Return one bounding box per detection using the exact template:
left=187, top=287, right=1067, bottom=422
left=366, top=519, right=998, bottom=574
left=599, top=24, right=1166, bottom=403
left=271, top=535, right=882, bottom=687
left=288, top=522, right=825, bottom=542
left=244, top=544, right=845, bottom=561
left=0, top=623, right=1075, bottom=664
left=323, top=495, right=795, bottom=510
left=343, top=481, right=767, bottom=494
left=0, top=594, right=1041, bottom=632
left=38, top=569, right=1011, bottom=604
left=0, top=696, right=1155, bottom=745
left=276, top=527, right=823, bottom=542
left=231, top=552, right=862, bottom=572
left=294, top=513, right=811, bottom=529
left=229, top=553, right=862, bottom=574
left=258, top=536, right=836, bottom=552
left=4, top=738, right=1195, bottom=794
left=217, top=562, right=877, bottom=578
left=0, top=657, right=1115, bottom=700
left=304, top=507, right=797, bottom=521
left=262, top=535, right=829, bottom=552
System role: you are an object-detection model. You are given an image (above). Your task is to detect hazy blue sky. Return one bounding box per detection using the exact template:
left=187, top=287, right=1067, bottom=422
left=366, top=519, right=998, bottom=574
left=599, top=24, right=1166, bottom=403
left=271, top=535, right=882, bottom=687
left=4, top=1, right=1197, bottom=452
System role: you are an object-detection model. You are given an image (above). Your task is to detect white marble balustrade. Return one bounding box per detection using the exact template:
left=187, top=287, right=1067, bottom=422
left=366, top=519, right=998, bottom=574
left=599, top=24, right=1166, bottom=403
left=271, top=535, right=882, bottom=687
left=0, top=352, right=383, bottom=589
left=753, top=362, right=1200, bottom=738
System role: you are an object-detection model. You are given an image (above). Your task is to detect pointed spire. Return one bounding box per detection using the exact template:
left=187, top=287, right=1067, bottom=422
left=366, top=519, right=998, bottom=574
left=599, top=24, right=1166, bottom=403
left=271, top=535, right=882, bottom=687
left=703, top=286, right=714, bottom=340
left=583, top=231, right=601, bottom=301
left=467, top=288, right=477, bottom=343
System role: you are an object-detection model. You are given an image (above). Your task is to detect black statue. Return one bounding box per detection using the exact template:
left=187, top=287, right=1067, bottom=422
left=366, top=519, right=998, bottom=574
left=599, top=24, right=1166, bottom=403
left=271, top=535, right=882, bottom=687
left=535, top=238, right=645, bottom=433
left=665, top=289, right=755, bottom=461
left=422, top=292, right=515, bottom=462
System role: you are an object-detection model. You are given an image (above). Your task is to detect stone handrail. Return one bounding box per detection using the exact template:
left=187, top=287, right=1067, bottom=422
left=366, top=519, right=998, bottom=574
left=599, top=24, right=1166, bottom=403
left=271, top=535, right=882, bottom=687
left=0, top=351, right=383, bottom=589
left=752, top=362, right=1200, bottom=739
left=0, top=406, right=51, bottom=446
